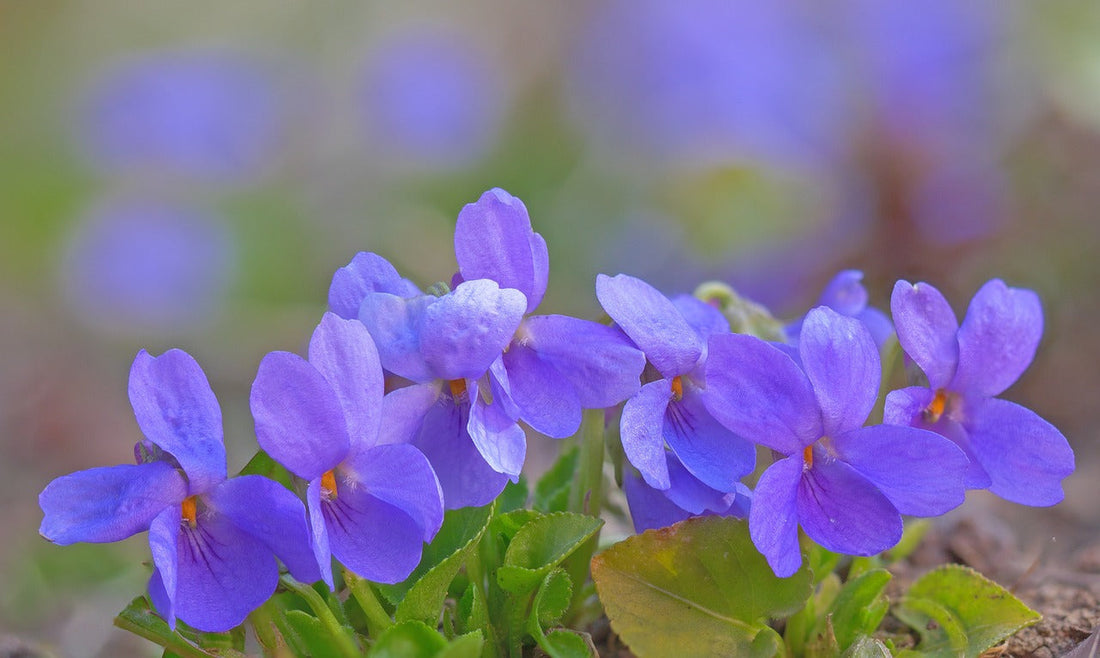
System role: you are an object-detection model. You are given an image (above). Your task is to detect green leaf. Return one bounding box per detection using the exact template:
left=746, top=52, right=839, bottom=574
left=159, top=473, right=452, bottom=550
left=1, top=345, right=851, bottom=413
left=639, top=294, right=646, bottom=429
left=843, top=636, right=893, bottom=658
left=437, top=632, right=485, bottom=658
left=591, top=517, right=813, bottom=657
left=285, top=610, right=357, bottom=658
left=542, top=630, right=596, bottom=658
left=503, top=512, right=603, bottom=571
left=113, top=596, right=234, bottom=658
left=370, top=620, right=446, bottom=657
left=534, top=569, right=573, bottom=627
left=534, top=446, right=579, bottom=513
left=376, top=505, right=493, bottom=624
left=497, top=477, right=529, bottom=513
left=829, top=568, right=892, bottom=651
left=894, top=564, right=1041, bottom=657
left=237, top=449, right=295, bottom=491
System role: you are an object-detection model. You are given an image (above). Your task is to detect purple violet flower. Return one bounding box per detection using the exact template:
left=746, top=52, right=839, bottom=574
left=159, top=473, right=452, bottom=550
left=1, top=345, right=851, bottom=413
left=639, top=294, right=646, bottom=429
left=455, top=189, right=646, bottom=438
left=623, top=455, right=752, bottom=534
left=39, top=349, right=319, bottom=632
left=885, top=279, right=1075, bottom=506
left=80, top=51, right=282, bottom=180
left=705, top=306, right=969, bottom=577
left=349, top=269, right=529, bottom=509
left=596, top=273, right=755, bottom=495
left=787, top=270, right=893, bottom=349
left=250, top=312, right=444, bottom=585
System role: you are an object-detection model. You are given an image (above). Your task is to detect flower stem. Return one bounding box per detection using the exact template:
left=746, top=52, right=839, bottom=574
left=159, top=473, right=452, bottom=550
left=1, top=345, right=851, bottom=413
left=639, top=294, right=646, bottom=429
left=279, top=574, right=361, bottom=658
left=345, top=570, right=394, bottom=638
left=568, top=408, right=606, bottom=516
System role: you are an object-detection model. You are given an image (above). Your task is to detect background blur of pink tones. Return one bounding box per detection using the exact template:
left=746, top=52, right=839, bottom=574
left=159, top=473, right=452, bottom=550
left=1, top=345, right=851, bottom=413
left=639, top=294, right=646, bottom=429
left=3, top=2, right=1100, bottom=655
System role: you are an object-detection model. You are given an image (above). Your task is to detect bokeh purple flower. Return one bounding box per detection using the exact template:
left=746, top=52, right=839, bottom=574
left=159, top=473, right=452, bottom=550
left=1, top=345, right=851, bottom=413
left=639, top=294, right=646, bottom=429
left=250, top=312, right=444, bottom=585
left=455, top=189, right=645, bottom=438
left=787, top=270, right=893, bottom=349
left=360, top=29, right=504, bottom=168
left=80, top=51, right=282, bottom=179
left=597, top=273, right=755, bottom=496
left=61, top=200, right=234, bottom=333
left=885, top=279, right=1075, bottom=506
left=706, top=306, right=968, bottom=577
left=39, top=349, right=319, bottom=631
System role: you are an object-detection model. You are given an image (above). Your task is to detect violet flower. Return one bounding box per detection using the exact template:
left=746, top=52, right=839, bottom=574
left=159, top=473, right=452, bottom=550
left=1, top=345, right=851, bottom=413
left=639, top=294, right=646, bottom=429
left=597, top=273, right=755, bottom=495
left=787, top=270, right=893, bottom=349
left=250, top=312, right=444, bottom=585
left=355, top=272, right=529, bottom=509
left=705, top=306, right=968, bottom=577
left=455, top=189, right=646, bottom=438
left=39, top=350, right=319, bottom=632
left=623, top=455, right=752, bottom=534
left=885, top=279, right=1074, bottom=506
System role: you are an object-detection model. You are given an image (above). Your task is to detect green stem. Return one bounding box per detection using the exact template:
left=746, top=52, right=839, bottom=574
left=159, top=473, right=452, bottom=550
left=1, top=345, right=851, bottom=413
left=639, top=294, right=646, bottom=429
left=248, top=599, right=294, bottom=658
left=279, top=575, right=361, bottom=658
left=112, top=617, right=212, bottom=658
left=568, top=408, right=606, bottom=516
left=344, top=571, right=394, bottom=638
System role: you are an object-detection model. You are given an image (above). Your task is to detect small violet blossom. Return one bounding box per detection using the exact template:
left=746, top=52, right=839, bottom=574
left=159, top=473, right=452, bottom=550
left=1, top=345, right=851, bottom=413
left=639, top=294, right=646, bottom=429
left=787, top=270, right=893, bottom=349
left=885, top=279, right=1075, bottom=506
left=250, top=313, right=444, bottom=585
left=597, top=273, right=755, bottom=495
left=454, top=189, right=645, bottom=439
left=623, top=456, right=752, bottom=534
left=705, top=306, right=969, bottom=577
left=347, top=265, right=528, bottom=509
left=39, top=350, right=319, bottom=631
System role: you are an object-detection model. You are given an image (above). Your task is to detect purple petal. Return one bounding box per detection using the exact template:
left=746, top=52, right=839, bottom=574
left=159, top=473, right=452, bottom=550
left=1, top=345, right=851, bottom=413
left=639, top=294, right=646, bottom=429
left=374, top=383, right=441, bottom=447
left=623, top=468, right=692, bottom=533
left=306, top=480, right=334, bottom=589
left=671, top=294, right=730, bottom=340
left=830, top=425, right=967, bottom=516
left=420, top=279, right=527, bottom=380
left=529, top=232, right=550, bottom=314
left=521, top=314, right=645, bottom=408
left=799, top=307, right=880, bottom=435
left=952, top=279, right=1043, bottom=398
left=748, top=455, right=804, bottom=578
left=704, top=333, right=822, bottom=454
left=322, top=480, right=425, bottom=583
left=467, top=379, right=527, bottom=478
left=414, top=396, right=508, bottom=509
left=454, top=188, right=547, bottom=312
left=148, top=505, right=181, bottom=628
left=358, top=292, right=435, bottom=383
left=596, top=273, right=702, bottom=377
left=500, top=342, right=582, bottom=438
left=171, top=509, right=280, bottom=631
left=620, top=380, right=674, bottom=489
left=250, top=351, right=349, bottom=481
left=342, top=443, right=444, bottom=542
left=205, top=475, right=321, bottom=584
left=884, top=387, right=992, bottom=489
left=664, top=384, right=755, bottom=492
left=39, top=462, right=186, bottom=545
left=328, top=251, right=419, bottom=319
left=890, top=280, right=959, bottom=389
left=797, top=459, right=902, bottom=557
left=856, top=307, right=895, bottom=350
left=308, top=312, right=384, bottom=447
left=128, top=349, right=226, bottom=494
left=966, top=398, right=1074, bottom=506
left=661, top=455, right=744, bottom=517
left=817, top=270, right=868, bottom=316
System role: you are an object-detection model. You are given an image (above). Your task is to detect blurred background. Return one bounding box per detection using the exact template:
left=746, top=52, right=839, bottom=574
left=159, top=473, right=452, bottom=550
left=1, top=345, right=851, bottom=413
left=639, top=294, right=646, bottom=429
left=3, top=1, right=1100, bottom=654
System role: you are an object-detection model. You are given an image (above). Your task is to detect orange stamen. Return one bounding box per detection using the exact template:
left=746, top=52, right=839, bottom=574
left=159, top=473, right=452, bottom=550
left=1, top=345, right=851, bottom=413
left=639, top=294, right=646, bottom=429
left=449, top=379, right=467, bottom=399
left=321, top=470, right=338, bottom=500
left=925, top=389, right=948, bottom=423
left=181, top=496, right=198, bottom=528
left=803, top=445, right=814, bottom=468
left=670, top=376, right=684, bottom=402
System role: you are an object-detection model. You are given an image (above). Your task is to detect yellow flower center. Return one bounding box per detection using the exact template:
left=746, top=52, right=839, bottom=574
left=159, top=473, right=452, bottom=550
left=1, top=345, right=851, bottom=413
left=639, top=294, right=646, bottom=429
left=321, top=470, right=338, bottom=501
left=181, top=496, right=198, bottom=529
left=670, top=376, right=684, bottom=402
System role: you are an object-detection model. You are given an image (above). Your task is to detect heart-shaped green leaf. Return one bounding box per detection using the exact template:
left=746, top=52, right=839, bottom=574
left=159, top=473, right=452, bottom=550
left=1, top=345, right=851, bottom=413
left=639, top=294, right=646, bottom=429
left=829, top=568, right=892, bottom=651
left=894, top=564, right=1041, bottom=657
left=591, top=517, right=812, bottom=657
left=369, top=620, right=446, bottom=657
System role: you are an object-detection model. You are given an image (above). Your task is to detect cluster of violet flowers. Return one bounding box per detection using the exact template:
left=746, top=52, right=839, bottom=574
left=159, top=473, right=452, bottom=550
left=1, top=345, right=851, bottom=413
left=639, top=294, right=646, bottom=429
left=39, top=188, right=1075, bottom=632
